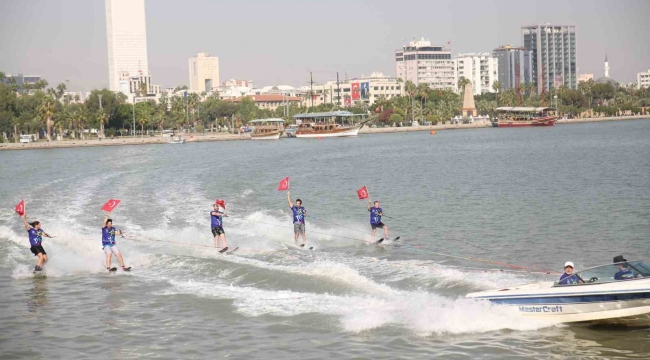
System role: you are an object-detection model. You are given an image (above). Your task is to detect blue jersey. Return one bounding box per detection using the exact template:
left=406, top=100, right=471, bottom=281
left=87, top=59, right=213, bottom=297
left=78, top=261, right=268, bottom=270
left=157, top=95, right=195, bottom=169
left=291, top=206, right=305, bottom=224
left=102, top=226, right=117, bottom=246
left=28, top=228, right=44, bottom=246
left=614, top=268, right=634, bottom=280
left=558, top=273, right=580, bottom=285
left=211, top=211, right=224, bottom=228
left=369, top=207, right=383, bottom=225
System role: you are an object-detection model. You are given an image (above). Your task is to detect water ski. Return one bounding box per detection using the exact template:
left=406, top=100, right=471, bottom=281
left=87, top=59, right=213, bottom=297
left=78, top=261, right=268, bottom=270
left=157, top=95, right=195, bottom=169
left=218, top=247, right=229, bottom=253
left=122, top=267, right=131, bottom=272
left=298, top=244, right=313, bottom=250
left=375, top=237, right=399, bottom=244
left=227, top=247, right=239, bottom=254
left=108, top=267, right=117, bottom=272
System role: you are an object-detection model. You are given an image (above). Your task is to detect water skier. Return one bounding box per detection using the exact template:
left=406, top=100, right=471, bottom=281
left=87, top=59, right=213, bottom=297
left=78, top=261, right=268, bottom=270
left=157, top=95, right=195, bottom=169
left=287, top=190, right=306, bottom=247
left=211, top=203, right=228, bottom=252
left=367, top=199, right=389, bottom=240
left=102, top=212, right=130, bottom=271
left=22, top=211, right=52, bottom=272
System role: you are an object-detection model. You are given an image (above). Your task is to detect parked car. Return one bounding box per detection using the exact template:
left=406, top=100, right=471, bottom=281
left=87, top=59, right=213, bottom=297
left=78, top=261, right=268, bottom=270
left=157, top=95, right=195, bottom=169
left=19, top=135, right=33, bottom=143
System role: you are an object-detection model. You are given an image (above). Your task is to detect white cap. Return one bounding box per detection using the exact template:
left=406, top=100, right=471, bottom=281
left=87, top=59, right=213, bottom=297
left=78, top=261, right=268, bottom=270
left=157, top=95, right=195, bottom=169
left=564, top=261, right=575, bottom=268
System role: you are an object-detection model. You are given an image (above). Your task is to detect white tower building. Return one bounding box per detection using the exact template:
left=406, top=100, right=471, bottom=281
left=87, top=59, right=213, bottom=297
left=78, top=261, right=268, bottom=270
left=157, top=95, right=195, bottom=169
left=604, top=54, right=610, bottom=78
left=395, top=38, right=455, bottom=90
left=189, top=53, right=220, bottom=92
left=105, top=0, right=149, bottom=91
left=454, top=53, right=499, bottom=95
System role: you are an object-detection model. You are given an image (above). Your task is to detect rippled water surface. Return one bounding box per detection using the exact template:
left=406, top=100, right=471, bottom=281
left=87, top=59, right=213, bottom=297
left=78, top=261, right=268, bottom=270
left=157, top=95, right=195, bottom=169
left=1, top=120, right=649, bottom=359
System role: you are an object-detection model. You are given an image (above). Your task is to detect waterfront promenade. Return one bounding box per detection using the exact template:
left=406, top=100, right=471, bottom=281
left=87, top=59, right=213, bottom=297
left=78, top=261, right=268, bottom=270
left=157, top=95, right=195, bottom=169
left=2, top=114, right=649, bottom=151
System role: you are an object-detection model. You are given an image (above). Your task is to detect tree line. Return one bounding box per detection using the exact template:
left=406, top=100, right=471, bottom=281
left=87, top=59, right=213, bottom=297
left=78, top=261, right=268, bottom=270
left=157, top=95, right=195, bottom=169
left=2, top=71, right=649, bottom=142
left=370, top=78, right=650, bottom=125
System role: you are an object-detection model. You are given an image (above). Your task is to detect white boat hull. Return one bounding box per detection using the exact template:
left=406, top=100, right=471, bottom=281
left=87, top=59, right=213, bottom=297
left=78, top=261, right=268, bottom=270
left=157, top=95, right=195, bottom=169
left=467, top=279, right=650, bottom=326
left=251, top=133, right=281, bottom=140
left=295, top=126, right=360, bottom=138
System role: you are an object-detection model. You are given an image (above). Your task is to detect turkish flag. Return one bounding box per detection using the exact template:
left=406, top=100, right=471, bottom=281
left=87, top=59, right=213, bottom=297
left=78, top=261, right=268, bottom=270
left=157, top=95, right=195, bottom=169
left=277, top=177, right=290, bottom=191
left=216, top=199, right=226, bottom=209
left=101, top=199, right=121, bottom=212
left=15, top=200, right=25, bottom=216
left=357, top=186, right=369, bottom=200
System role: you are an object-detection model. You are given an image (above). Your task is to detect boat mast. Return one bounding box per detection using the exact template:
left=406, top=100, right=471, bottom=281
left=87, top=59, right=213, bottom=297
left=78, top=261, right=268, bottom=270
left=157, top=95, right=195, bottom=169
left=310, top=72, right=314, bottom=108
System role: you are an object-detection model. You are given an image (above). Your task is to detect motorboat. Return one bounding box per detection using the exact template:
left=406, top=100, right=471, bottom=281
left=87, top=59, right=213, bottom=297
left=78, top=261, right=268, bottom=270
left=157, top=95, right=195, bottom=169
left=168, top=135, right=185, bottom=144
left=285, top=124, right=298, bottom=138
left=466, top=259, right=650, bottom=326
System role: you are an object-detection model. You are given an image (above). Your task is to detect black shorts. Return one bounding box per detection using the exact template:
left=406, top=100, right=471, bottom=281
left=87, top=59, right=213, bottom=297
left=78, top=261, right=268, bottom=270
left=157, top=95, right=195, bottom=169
left=30, top=245, right=47, bottom=256
left=211, top=227, right=225, bottom=236
left=371, top=223, right=385, bottom=230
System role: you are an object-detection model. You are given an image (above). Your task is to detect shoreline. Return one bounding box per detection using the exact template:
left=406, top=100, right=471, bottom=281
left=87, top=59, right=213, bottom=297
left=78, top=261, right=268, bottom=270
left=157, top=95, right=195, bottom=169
left=2, top=115, right=649, bottom=151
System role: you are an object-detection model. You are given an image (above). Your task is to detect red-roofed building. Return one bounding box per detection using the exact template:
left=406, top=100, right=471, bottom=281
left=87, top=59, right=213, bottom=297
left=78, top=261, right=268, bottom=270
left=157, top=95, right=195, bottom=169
left=227, top=94, right=303, bottom=111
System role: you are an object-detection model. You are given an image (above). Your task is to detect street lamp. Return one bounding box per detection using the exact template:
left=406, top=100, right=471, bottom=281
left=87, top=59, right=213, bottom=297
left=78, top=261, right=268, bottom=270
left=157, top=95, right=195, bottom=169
left=132, top=97, right=136, bottom=138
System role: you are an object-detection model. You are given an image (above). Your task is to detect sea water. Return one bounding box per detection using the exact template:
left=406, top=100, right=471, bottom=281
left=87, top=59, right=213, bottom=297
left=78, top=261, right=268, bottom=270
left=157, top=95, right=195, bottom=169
left=0, top=120, right=649, bottom=359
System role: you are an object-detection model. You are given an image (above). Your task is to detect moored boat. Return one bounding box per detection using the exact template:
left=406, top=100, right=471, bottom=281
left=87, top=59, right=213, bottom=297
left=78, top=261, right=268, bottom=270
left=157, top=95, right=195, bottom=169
left=248, top=118, right=284, bottom=140
left=292, top=111, right=367, bottom=138
left=168, top=135, right=185, bottom=144
left=284, top=124, right=298, bottom=138
left=466, top=259, right=650, bottom=326
left=494, top=107, right=558, bottom=127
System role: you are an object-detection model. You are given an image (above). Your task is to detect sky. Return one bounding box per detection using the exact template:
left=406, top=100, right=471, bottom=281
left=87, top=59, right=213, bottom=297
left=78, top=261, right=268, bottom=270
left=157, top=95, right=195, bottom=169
left=1, top=0, right=649, bottom=91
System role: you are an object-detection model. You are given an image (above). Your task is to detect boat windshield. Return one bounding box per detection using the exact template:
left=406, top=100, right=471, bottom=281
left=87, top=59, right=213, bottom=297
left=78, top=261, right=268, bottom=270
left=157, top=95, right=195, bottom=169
left=554, top=260, right=650, bottom=286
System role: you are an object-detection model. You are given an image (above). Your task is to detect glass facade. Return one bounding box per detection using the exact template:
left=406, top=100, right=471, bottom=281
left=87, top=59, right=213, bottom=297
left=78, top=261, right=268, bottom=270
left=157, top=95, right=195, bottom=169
left=522, top=25, right=577, bottom=92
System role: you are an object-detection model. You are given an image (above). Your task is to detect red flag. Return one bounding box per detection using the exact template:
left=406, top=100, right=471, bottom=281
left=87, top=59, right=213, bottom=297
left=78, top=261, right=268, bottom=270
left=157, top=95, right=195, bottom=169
left=101, top=199, right=121, bottom=212
left=216, top=199, right=226, bottom=209
left=357, top=186, right=369, bottom=200
left=15, top=200, right=25, bottom=216
left=277, top=177, right=290, bottom=191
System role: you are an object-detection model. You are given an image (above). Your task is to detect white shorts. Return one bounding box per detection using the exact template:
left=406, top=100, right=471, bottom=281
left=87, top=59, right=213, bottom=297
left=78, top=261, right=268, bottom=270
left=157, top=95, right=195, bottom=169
left=103, top=245, right=120, bottom=255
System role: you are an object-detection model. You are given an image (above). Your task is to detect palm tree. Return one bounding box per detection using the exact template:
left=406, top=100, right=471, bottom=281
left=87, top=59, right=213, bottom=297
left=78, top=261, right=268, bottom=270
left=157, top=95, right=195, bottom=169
left=492, top=81, right=501, bottom=105
left=38, top=97, right=56, bottom=141
left=457, top=77, right=471, bottom=97
left=97, top=111, right=108, bottom=139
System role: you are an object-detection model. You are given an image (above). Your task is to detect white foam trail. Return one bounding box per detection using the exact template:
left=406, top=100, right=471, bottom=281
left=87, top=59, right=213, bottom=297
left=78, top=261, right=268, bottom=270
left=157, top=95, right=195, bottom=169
left=161, top=279, right=557, bottom=336
left=0, top=224, right=152, bottom=278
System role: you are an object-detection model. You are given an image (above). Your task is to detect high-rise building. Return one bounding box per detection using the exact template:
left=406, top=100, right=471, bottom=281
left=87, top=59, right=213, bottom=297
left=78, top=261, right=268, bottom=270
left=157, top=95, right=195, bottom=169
left=0, top=74, right=42, bottom=94
left=105, top=0, right=149, bottom=91
left=492, top=45, right=533, bottom=91
left=454, top=53, right=499, bottom=95
left=638, top=69, right=650, bottom=89
left=189, top=53, right=220, bottom=92
left=521, top=24, right=577, bottom=92
left=395, top=38, right=455, bottom=90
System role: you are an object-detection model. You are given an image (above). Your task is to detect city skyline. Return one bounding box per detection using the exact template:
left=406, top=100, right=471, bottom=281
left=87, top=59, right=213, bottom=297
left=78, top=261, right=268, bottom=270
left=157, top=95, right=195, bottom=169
left=1, top=0, right=648, bottom=91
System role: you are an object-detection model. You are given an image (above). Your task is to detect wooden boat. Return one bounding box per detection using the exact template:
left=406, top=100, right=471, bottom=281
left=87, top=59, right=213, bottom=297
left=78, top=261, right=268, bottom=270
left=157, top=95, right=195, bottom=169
left=494, top=107, right=558, bottom=127
left=292, top=111, right=367, bottom=138
left=248, top=118, right=284, bottom=140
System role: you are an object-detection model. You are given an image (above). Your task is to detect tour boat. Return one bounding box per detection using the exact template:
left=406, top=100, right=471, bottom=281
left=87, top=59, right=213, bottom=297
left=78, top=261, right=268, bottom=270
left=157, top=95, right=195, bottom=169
left=292, top=111, right=368, bottom=138
left=466, top=259, right=650, bottom=326
left=493, top=107, right=558, bottom=127
left=248, top=118, right=285, bottom=140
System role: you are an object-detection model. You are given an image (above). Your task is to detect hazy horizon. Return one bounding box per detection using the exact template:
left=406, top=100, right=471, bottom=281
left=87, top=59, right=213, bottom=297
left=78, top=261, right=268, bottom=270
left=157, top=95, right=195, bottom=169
left=1, top=0, right=648, bottom=91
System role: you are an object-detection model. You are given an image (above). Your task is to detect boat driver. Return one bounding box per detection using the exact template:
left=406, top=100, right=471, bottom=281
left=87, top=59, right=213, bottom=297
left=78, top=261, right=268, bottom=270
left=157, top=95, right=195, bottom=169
left=613, top=255, right=635, bottom=280
left=558, top=261, right=582, bottom=285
